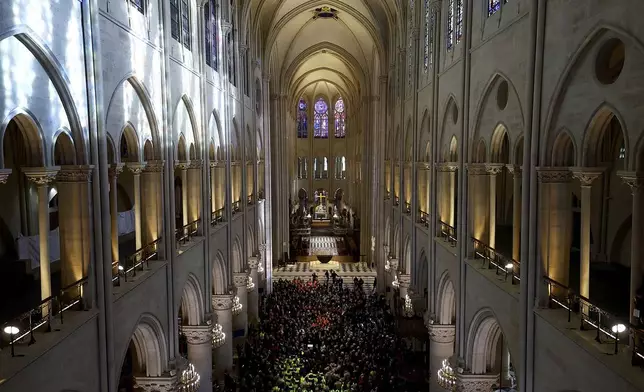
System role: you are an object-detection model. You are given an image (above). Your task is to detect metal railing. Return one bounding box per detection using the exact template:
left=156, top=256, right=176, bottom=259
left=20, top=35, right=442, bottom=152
left=176, top=219, right=200, bottom=246
left=437, top=220, right=457, bottom=246
left=418, top=210, right=429, bottom=228
left=394, top=196, right=400, bottom=206
left=1, top=277, right=87, bottom=356
left=471, top=238, right=520, bottom=285
left=211, top=208, right=225, bottom=225
left=385, top=191, right=391, bottom=200
left=404, top=202, right=412, bottom=214
left=232, top=200, right=241, bottom=215
left=113, top=238, right=162, bottom=284
left=543, top=276, right=644, bottom=361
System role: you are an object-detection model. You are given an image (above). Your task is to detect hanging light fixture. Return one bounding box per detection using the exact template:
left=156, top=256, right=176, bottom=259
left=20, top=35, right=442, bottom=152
left=437, top=359, right=458, bottom=391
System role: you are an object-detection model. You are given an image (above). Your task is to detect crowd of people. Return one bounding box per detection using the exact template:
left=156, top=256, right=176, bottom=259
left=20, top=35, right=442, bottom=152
left=236, top=278, right=417, bottom=391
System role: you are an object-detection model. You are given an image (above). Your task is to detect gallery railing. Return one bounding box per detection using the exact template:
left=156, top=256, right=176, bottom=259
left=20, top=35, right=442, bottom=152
left=418, top=211, right=430, bottom=228
left=543, top=276, right=644, bottom=362
left=437, top=220, right=457, bottom=246
left=176, top=219, right=200, bottom=246
left=394, top=196, right=400, bottom=206
left=404, top=202, right=412, bottom=214
left=211, top=208, right=225, bottom=225
left=232, top=200, right=241, bottom=215
left=113, top=238, right=162, bottom=284
left=471, top=238, right=520, bottom=285
left=0, top=277, right=87, bottom=356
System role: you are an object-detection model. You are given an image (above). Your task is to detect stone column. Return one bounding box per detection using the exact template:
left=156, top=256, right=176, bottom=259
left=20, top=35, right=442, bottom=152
left=506, top=164, right=522, bottom=261
left=466, top=164, right=489, bottom=244
left=427, top=324, right=455, bottom=392
left=247, top=256, right=259, bottom=323
left=127, top=163, right=146, bottom=251
left=210, top=162, right=217, bottom=220
left=486, top=164, right=504, bottom=249
left=398, top=273, right=411, bottom=299
left=188, top=160, right=202, bottom=229
left=109, top=164, right=124, bottom=274
left=618, top=172, right=644, bottom=326
left=233, top=273, right=248, bottom=338
left=536, top=168, right=572, bottom=298
left=23, top=168, right=59, bottom=313
left=141, top=160, right=164, bottom=245
left=134, top=375, right=178, bottom=392
left=57, top=165, right=94, bottom=287
left=212, top=294, right=234, bottom=381
left=182, top=324, right=213, bottom=392
left=175, top=161, right=189, bottom=228
left=571, top=168, right=603, bottom=299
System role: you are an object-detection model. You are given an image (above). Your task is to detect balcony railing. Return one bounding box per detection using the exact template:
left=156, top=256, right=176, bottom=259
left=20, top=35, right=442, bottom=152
left=437, top=220, right=457, bottom=246
left=1, top=277, right=87, bottom=356
left=113, top=238, right=162, bottom=284
left=418, top=210, right=429, bottom=228
left=211, top=208, right=225, bottom=225
left=232, top=200, right=241, bottom=215
left=404, top=202, right=412, bottom=214
left=471, top=238, right=520, bottom=285
left=176, top=219, right=200, bottom=247
left=385, top=191, right=391, bottom=200
left=543, top=276, right=644, bottom=364
left=394, top=196, right=400, bottom=206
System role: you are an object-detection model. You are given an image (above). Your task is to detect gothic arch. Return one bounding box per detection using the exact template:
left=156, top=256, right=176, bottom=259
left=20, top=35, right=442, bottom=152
left=550, top=128, right=577, bottom=167
left=212, top=251, right=228, bottom=294
left=119, top=123, right=141, bottom=163
left=403, top=235, right=412, bottom=274
left=52, top=128, right=76, bottom=166
left=120, top=314, right=168, bottom=379
left=581, top=103, right=628, bottom=167
left=437, top=271, right=456, bottom=325
left=465, top=309, right=509, bottom=375
left=393, top=223, right=401, bottom=260
left=179, top=274, right=205, bottom=326
left=233, top=237, right=243, bottom=272
left=173, top=95, right=201, bottom=158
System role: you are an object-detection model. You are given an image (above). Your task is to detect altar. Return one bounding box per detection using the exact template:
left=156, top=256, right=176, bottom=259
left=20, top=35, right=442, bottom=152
left=314, top=203, right=329, bottom=220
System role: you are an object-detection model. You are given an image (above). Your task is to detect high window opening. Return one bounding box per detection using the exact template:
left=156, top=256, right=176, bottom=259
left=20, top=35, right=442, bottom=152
left=334, top=97, right=346, bottom=138
left=297, top=98, right=308, bottom=138
left=446, top=0, right=454, bottom=50
left=297, top=157, right=308, bottom=179
left=335, top=156, right=346, bottom=180
left=313, top=98, right=329, bottom=139
left=204, top=1, right=220, bottom=70
left=314, top=157, right=328, bottom=179
left=130, top=0, right=145, bottom=14
left=170, top=0, right=191, bottom=50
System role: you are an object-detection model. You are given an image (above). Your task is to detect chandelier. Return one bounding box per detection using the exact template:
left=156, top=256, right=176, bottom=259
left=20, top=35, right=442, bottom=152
left=392, top=275, right=400, bottom=288
left=437, top=359, right=458, bottom=391
left=246, top=276, right=255, bottom=291
left=212, top=324, right=226, bottom=348
left=403, top=294, right=414, bottom=318
left=179, top=362, right=200, bottom=392
left=385, top=259, right=391, bottom=271
left=257, top=262, right=264, bottom=273
left=232, top=296, right=243, bottom=316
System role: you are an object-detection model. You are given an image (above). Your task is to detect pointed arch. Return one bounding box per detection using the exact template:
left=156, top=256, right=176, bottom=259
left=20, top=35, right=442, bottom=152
left=143, top=139, right=154, bottom=161
left=119, top=123, right=140, bottom=163
left=404, top=117, right=413, bottom=161
left=106, top=133, right=117, bottom=164
left=465, top=308, right=508, bottom=376
left=490, top=123, right=510, bottom=163
left=437, top=271, right=456, bottom=325
left=403, top=235, right=412, bottom=274
left=212, top=251, right=228, bottom=294
left=180, top=274, right=205, bottom=326
left=473, top=138, right=487, bottom=163
left=209, top=110, right=224, bottom=161
left=176, top=134, right=187, bottom=162
left=418, top=109, right=431, bottom=161
left=550, top=129, right=577, bottom=167
left=53, top=128, right=76, bottom=166
left=120, top=314, right=168, bottom=379
left=232, top=236, right=243, bottom=272
left=0, top=109, right=46, bottom=168
left=581, top=102, right=628, bottom=167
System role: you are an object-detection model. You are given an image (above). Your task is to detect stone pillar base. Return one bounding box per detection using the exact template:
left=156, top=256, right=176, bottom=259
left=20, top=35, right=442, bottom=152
left=456, top=373, right=499, bottom=392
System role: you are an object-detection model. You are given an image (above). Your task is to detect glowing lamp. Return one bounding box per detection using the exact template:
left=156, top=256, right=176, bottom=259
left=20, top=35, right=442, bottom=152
left=612, top=324, right=626, bottom=334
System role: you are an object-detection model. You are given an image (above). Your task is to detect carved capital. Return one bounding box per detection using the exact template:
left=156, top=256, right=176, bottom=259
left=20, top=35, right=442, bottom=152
left=233, top=272, right=248, bottom=288
left=212, top=294, right=234, bottom=310
left=143, top=160, right=165, bottom=173
left=617, top=171, right=644, bottom=195
left=174, top=160, right=189, bottom=170
left=571, top=167, right=604, bottom=187
left=536, top=167, right=571, bottom=184
left=23, top=167, right=59, bottom=186
left=221, top=21, right=232, bottom=34
left=389, top=258, right=399, bottom=271
left=398, top=274, right=411, bottom=288
left=428, top=324, right=456, bottom=344
left=0, top=168, right=12, bottom=184
left=248, top=256, right=259, bottom=269
left=57, top=165, right=94, bottom=183
left=506, top=164, right=522, bottom=177
left=466, top=163, right=488, bottom=176
left=437, top=162, right=458, bottom=173
left=456, top=373, right=500, bottom=392
left=109, top=163, right=125, bottom=179
left=134, top=375, right=179, bottom=392
left=188, top=160, right=203, bottom=169
left=181, top=324, right=212, bottom=345
left=485, top=163, right=504, bottom=176
left=127, top=162, right=146, bottom=175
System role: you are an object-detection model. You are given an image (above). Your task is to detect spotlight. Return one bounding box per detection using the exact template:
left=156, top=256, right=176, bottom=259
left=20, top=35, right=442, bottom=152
left=4, top=325, right=19, bottom=357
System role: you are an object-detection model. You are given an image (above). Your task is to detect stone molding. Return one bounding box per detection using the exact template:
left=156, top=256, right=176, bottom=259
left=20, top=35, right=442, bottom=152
left=212, top=294, right=234, bottom=310
left=398, top=274, right=411, bottom=288
left=505, top=164, right=522, bottom=177
left=23, top=167, right=60, bottom=186
left=485, top=163, right=504, bottom=176
left=233, top=273, right=248, bottom=288
left=436, top=162, right=458, bottom=172
left=221, top=21, right=232, bottom=33
left=127, top=162, right=147, bottom=175
left=429, top=0, right=441, bottom=11
left=535, top=167, right=571, bottom=183
left=57, top=165, right=94, bottom=183
left=181, top=324, right=212, bottom=345
left=188, top=160, right=203, bottom=169
left=248, top=256, right=259, bottom=269
left=174, top=160, right=189, bottom=170
left=427, top=324, right=456, bottom=344
left=466, top=163, right=488, bottom=176
left=617, top=171, right=644, bottom=195
left=570, top=167, right=604, bottom=187
left=109, top=163, right=125, bottom=179
left=456, top=373, right=499, bottom=392
left=134, top=375, right=178, bottom=392
left=143, top=160, right=165, bottom=173
left=379, top=75, right=388, bottom=83
left=0, top=168, right=12, bottom=184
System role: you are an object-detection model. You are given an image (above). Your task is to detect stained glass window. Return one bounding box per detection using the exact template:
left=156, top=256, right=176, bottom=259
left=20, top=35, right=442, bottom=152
left=170, top=0, right=180, bottom=40
left=204, top=1, right=220, bottom=70
left=488, top=0, right=501, bottom=15
left=408, top=0, right=415, bottom=88
left=314, top=98, right=329, bottom=138
left=423, top=0, right=430, bottom=72
left=181, top=0, right=191, bottom=50
left=455, top=0, right=463, bottom=43
left=446, top=0, right=454, bottom=50
left=334, top=97, right=346, bottom=138
left=297, top=98, right=308, bottom=138
left=130, top=0, right=145, bottom=14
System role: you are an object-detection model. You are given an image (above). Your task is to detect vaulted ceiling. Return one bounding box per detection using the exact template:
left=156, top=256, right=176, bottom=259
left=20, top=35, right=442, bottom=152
left=250, top=0, right=398, bottom=110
